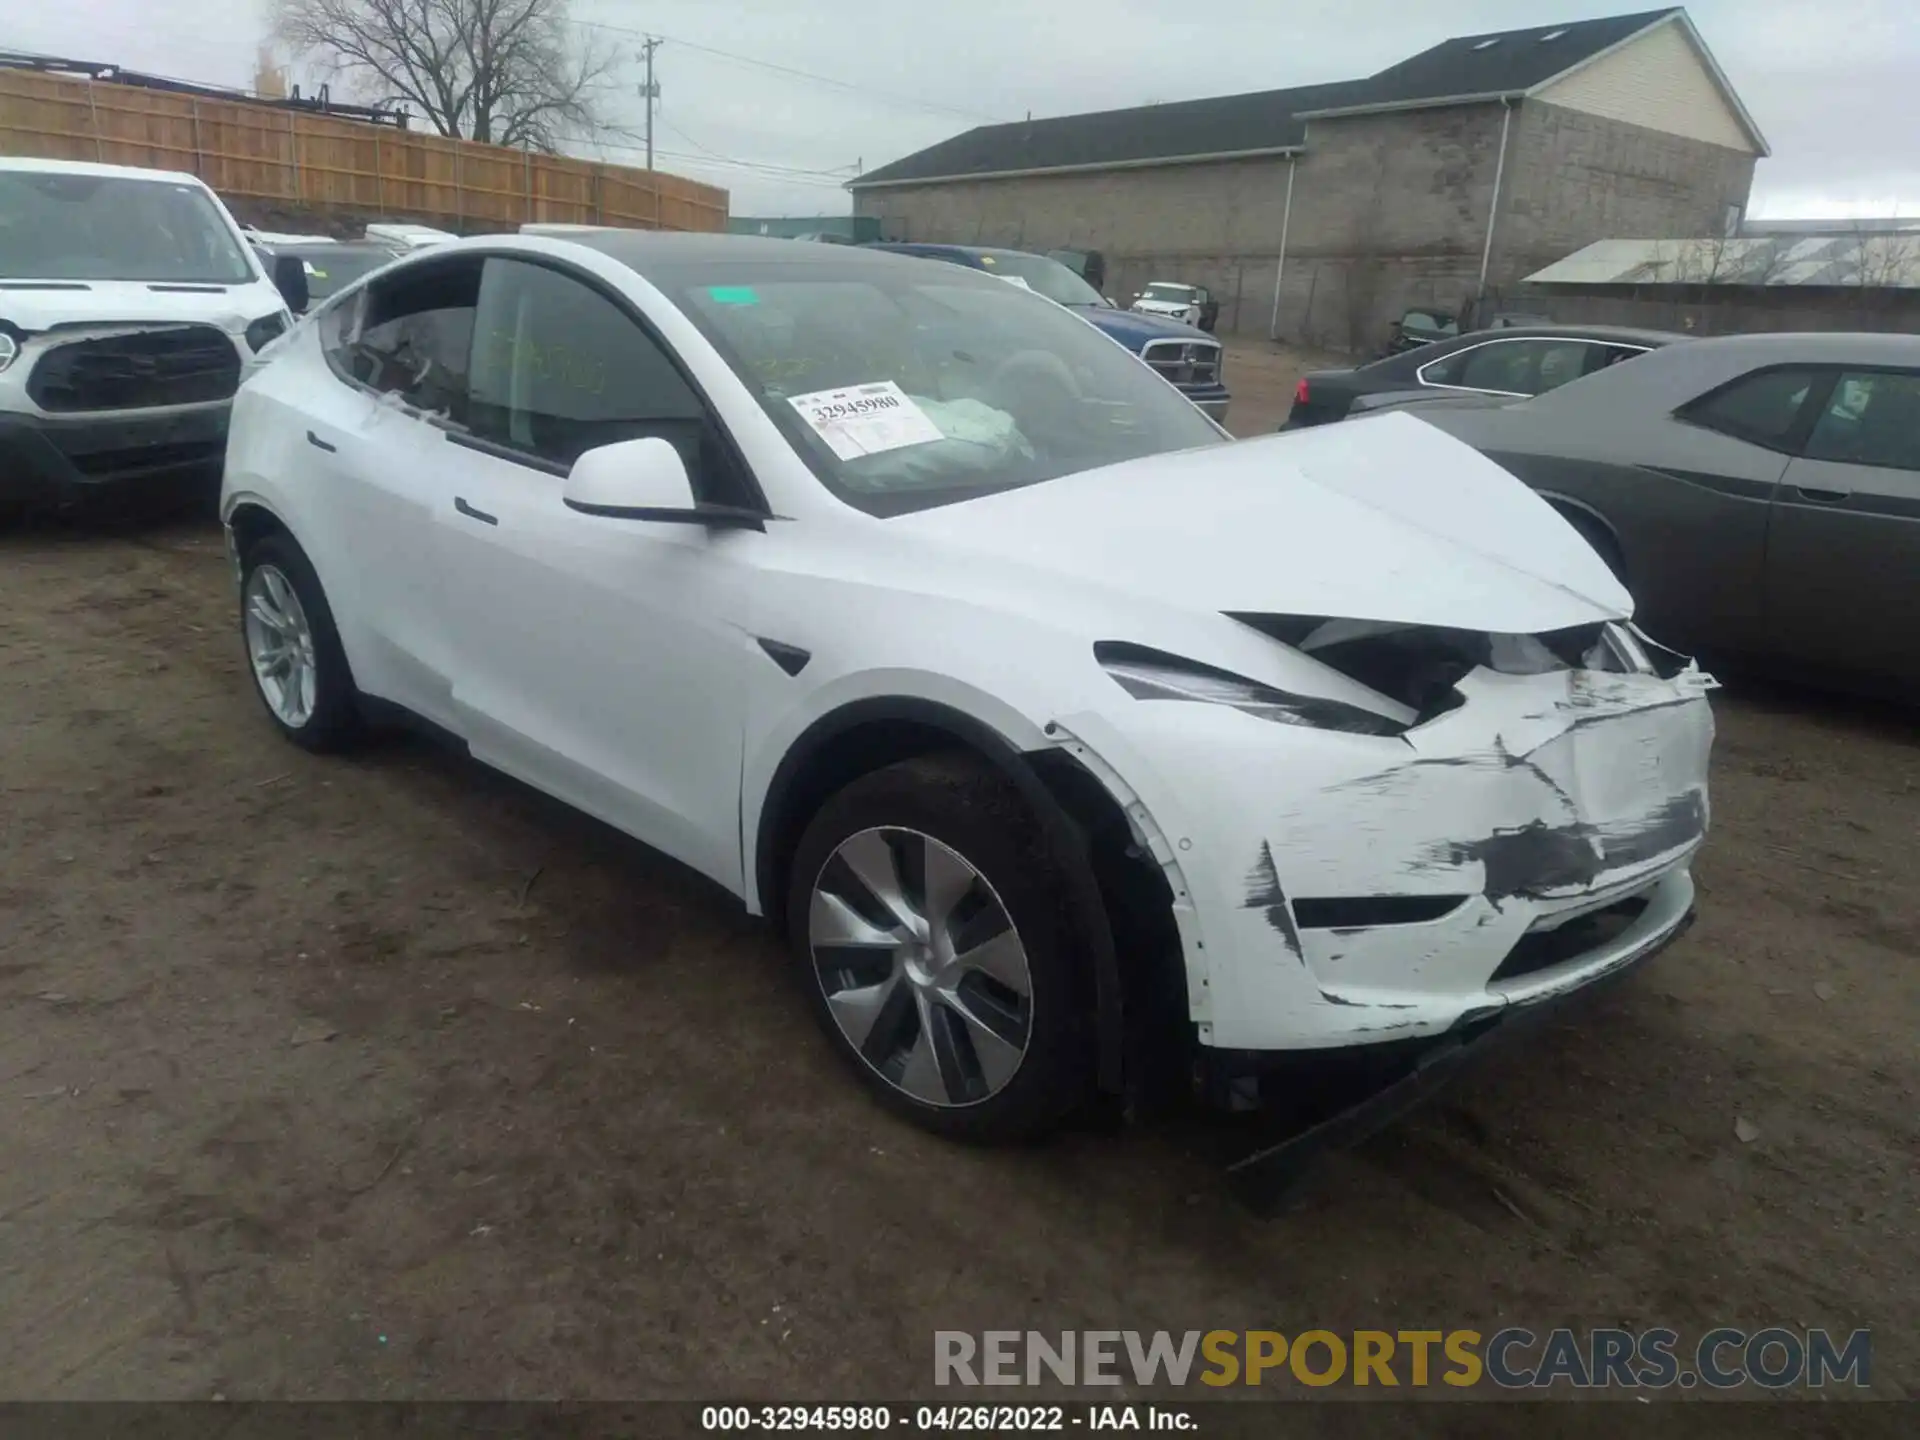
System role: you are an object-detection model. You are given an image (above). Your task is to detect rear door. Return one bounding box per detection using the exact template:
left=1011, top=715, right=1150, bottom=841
left=1765, top=367, right=1920, bottom=684
left=306, top=254, right=481, bottom=725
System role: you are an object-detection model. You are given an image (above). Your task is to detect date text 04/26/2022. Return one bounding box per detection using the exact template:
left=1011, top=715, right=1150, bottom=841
left=700, top=1404, right=1192, bottom=1431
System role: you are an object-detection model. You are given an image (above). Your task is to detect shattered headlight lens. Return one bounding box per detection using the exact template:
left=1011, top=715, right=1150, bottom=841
left=1096, top=643, right=1405, bottom=736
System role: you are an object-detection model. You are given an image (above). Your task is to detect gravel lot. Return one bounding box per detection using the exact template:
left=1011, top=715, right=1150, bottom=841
left=2, top=342, right=1914, bottom=1418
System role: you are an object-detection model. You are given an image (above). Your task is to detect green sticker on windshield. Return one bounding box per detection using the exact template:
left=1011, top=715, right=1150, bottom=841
left=707, top=286, right=760, bottom=305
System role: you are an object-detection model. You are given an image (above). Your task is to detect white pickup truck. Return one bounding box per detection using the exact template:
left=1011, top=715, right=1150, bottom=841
left=0, top=156, right=308, bottom=516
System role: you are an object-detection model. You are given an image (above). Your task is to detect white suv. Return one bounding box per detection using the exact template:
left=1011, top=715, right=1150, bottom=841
left=0, top=157, right=302, bottom=517
left=219, top=232, right=1715, bottom=1152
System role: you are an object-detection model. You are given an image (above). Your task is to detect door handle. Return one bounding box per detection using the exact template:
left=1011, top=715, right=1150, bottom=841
left=1793, top=485, right=1850, bottom=504
left=306, top=430, right=337, bottom=453
left=453, top=496, right=498, bottom=526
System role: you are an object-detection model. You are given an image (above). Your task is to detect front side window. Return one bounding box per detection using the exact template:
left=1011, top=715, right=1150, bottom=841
left=672, top=261, right=1224, bottom=517
left=1803, top=370, right=1920, bottom=471
left=318, top=256, right=479, bottom=420
left=1681, top=367, right=1824, bottom=450
left=466, top=257, right=747, bottom=505
left=0, top=171, right=255, bottom=285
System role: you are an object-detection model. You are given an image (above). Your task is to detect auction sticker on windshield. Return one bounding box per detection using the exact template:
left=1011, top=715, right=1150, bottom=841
left=788, top=381, right=945, bottom=460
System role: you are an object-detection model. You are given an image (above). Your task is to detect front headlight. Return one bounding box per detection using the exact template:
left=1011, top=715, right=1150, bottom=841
left=244, top=311, right=291, bottom=353
left=0, top=327, right=19, bottom=374
left=1602, top=622, right=1654, bottom=675
left=1095, top=642, right=1406, bottom=736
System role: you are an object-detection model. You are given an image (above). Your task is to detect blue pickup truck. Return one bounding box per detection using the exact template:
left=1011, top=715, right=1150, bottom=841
left=864, top=243, right=1230, bottom=424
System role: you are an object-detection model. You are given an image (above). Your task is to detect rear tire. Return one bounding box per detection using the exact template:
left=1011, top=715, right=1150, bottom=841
left=785, top=753, right=1095, bottom=1143
left=237, top=533, right=362, bottom=752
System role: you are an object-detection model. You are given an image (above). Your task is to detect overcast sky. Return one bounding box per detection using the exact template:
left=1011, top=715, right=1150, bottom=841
left=4, top=1, right=1914, bottom=219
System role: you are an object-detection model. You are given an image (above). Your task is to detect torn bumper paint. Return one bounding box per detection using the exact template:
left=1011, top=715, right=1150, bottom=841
left=1050, top=662, right=1714, bottom=1057
left=1221, top=899, right=1697, bottom=1212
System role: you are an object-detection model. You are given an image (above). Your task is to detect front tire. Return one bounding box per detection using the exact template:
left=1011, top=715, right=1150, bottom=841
left=238, top=533, right=362, bottom=752
left=785, top=754, right=1094, bottom=1143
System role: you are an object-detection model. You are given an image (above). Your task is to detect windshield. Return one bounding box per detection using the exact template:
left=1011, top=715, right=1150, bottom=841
left=0, top=171, right=257, bottom=284
left=295, top=247, right=399, bottom=301
left=1142, top=284, right=1196, bottom=303
left=675, top=263, right=1225, bottom=517
left=971, top=251, right=1107, bottom=307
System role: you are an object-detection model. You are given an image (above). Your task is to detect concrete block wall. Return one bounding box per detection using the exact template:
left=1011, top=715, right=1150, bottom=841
left=1494, top=102, right=1757, bottom=282
left=854, top=98, right=1757, bottom=353
left=1273, top=104, right=1507, bottom=350
left=854, top=154, right=1297, bottom=258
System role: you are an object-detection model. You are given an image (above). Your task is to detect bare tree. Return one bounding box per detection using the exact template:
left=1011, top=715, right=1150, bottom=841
left=1842, top=215, right=1919, bottom=293
left=274, top=0, right=620, bottom=151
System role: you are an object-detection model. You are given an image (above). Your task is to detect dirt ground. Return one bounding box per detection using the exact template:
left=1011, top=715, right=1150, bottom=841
left=2, top=345, right=1915, bottom=1416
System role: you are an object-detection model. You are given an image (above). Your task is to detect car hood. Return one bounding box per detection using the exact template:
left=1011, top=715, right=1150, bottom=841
left=1082, top=306, right=1212, bottom=349
left=892, top=411, right=1630, bottom=634
left=0, top=278, right=279, bottom=335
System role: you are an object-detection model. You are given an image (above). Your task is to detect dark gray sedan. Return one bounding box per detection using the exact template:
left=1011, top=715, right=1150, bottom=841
left=1284, top=324, right=1682, bottom=427
left=1406, top=331, right=1920, bottom=697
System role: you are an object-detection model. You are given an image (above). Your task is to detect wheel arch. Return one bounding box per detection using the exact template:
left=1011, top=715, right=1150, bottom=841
left=225, top=495, right=295, bottom=560
left=753, top=696, right=1148, bottom=1096
left=1538, top=489, right=1627, bottom=580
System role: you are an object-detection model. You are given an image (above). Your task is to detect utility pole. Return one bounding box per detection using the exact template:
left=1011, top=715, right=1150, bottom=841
left=639, top=36, right=662, bottom=170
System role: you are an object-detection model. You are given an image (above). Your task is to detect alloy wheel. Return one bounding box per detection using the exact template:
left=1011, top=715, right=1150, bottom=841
left=243, top=563, right=318, bottom=728
left=808, top=826, right=1033, bottom=1107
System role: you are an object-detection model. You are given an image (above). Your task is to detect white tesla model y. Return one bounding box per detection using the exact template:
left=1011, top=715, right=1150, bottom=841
left=221, top=233, right=1715, bottom=1145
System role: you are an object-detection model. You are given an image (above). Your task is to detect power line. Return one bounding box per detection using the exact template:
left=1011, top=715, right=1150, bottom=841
left=653, top=115, right=858, bottom=179
left=574, top=19, right=1008, bottom=125
left=590, top=139, right=855, bottom=188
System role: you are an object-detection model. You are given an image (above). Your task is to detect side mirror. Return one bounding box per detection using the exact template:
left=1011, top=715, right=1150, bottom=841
left=269, top=253, right=310, bottom=314
left=562, top=436, right=762, bottom=529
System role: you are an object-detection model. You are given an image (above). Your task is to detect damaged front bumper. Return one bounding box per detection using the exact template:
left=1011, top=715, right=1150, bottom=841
left=1050, top=659, right=1715, bottom=1062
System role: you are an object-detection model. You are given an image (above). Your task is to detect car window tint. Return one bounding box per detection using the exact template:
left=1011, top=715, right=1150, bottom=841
left=466, top=257, right=743, bottom=503
left=319, top=256, right=479, bottom=421
left=1423, top=339, right=1594, bottom=395
left=1588, top=344, right=1647, bottom=376
left=1683, top=367, right=1822, bottom=449
left=1803, top=371, right=1920, bottom=472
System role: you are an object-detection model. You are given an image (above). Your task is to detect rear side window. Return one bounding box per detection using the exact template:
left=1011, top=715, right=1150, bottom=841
left=1803, top=370, right=1920, bottom=471
left=319, top=256, right=480, bottom=421
left=1421, top=338, right=1597, bottom=395
left=1681, top=367, right=1824, bottom=450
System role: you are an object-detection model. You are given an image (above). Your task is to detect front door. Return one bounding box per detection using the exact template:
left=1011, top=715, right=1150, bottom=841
left=1765, top=367, right=1920, bottom=685
left=431, top=255, right=762, bottom=892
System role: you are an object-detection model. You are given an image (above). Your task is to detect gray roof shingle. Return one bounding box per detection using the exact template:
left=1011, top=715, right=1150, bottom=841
left=1313, top=8, right=1679, bottom=113
left=854, top=7, right=1691, bottom=187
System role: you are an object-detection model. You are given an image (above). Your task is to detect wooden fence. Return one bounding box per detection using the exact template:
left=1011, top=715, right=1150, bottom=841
left=0, top=67, right=728, bottom=232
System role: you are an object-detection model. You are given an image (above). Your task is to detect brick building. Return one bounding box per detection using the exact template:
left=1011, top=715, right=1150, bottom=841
left=849, top=8, right=1767, bottom=350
